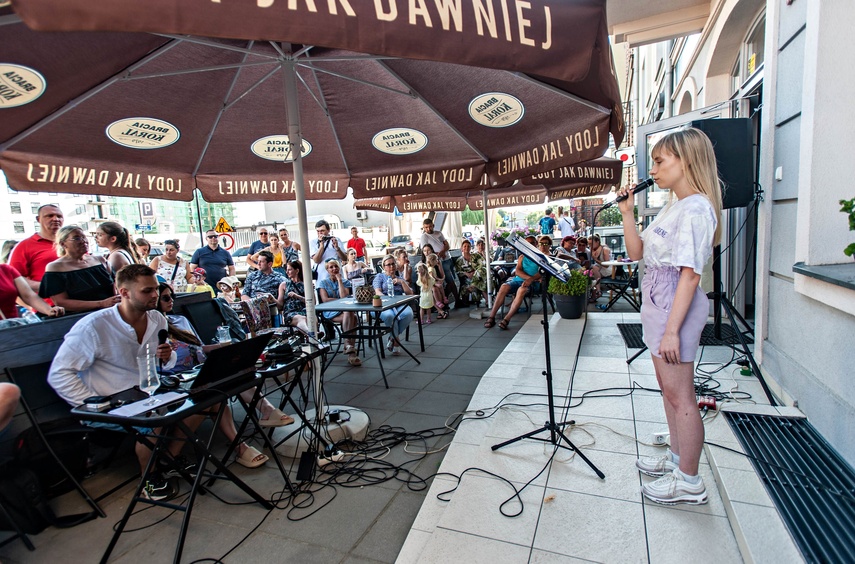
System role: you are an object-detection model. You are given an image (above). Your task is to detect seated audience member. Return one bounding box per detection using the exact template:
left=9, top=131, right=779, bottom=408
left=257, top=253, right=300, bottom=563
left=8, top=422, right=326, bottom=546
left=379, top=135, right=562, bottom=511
left=40, top=226, right=121, bottom=313
left=317, top=260, right=362, bottom=366
left=242, top=251, right=286, bottom=300
left=249, top=233, right=288, bottom=276
left=135, top=238, right=152, bottom=264
left=276, top=260, right=310, bottom=334
left=483, top=235, right=542, bottom=331
left=49, top=265, right=211, bottom=501
left=455, top=239, right=487, bottom=306
left=216, top=276, right=241, bottom=303
left=156, top=283, right=292, bottom=432
left=588, top=234, right=612, bottom=302
left=1, top=262, right=65, bottom=319
left=574, top=237, right=591, bottom=268
left=187, top=267, right=216, bottom=297
left=0, top=383, right=20, bottom=433
left=372, top=255, right=414, bottom=355
left=554, top=235, right=577, bottom=260
left=343, top=249, right=371, bottom=282
left=394, top=248, right=413, bottom=285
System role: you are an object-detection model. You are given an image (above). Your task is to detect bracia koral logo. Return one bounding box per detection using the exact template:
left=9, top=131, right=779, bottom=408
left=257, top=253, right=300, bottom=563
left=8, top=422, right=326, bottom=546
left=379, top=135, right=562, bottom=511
left=251, top=135, right=312, bottom=162
left=106, top=118, right=180, bottom=149
left=468, top=93, right=524, bottom=128
left=372, top=128, right=428, bottom=155
left=0, top=64, right=46, bottom=109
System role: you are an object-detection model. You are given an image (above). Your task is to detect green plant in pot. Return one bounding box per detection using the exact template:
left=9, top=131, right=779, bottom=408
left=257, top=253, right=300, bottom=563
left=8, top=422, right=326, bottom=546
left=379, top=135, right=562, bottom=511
left=841, top=198, right=855, bottom=258
left=548, top=269, right=593, bottom=319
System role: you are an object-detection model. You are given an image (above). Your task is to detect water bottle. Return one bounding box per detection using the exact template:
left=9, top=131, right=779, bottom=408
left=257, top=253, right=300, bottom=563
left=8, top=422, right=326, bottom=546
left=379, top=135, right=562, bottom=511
left=21, top=311, right=41, bottom=324
left=386, top=277, right=394, bottom=297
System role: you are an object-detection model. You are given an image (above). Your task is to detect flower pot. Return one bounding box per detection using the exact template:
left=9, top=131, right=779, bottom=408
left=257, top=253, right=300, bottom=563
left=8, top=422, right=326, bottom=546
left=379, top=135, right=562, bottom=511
left=553, top=293, right=586, bottom=319
left=372, top=298, right=383, bottom=307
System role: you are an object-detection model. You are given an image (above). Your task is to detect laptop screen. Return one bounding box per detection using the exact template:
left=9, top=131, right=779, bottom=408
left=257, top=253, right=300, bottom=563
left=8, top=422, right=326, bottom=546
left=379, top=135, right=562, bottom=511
left=190, top=333, right=272, bottom=393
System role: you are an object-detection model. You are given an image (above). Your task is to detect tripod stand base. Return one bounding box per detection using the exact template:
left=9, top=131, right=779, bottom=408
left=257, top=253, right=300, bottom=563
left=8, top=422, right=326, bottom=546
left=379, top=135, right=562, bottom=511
left=491, top=420, right=605, bottom=480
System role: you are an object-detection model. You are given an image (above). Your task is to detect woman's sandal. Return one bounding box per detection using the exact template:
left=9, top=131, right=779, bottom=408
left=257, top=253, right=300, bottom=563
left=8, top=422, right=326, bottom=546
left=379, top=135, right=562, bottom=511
left=236, top=445, right=268, bottom=468
left=258, top=408, right=295, bottom=427
left=484, top=317, right=496, bottom=328
left=347, top=353, right=362, bottom=366
left=497, top=318, right=509, bottom=330
left=437, top=309, right=449, bottom=319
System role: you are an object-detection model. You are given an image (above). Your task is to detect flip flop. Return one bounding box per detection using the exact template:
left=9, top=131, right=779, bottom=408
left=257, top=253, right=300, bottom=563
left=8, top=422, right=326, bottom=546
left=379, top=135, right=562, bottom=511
left=236, top=445, right=268, bottom=468
left=258, top=408, right=294, bottom=427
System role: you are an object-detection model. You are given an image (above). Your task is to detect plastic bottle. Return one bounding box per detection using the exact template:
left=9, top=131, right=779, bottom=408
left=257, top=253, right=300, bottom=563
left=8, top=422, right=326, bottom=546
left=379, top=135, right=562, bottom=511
left=386, top=277, right=394, bottom=296
left=21, top=311, right=41, bottom=324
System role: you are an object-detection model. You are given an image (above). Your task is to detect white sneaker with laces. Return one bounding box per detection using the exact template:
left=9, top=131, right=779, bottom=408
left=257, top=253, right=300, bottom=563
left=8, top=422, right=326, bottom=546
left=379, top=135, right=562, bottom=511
left=635, top=453, right=678, bottom=477
left=641, top=470, right=708, bottom=505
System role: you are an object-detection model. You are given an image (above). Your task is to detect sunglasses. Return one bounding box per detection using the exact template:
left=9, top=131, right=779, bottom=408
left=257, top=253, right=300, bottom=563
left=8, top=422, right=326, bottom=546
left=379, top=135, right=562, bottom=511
left=259, top=232, right=268, bottom=235
left=207, top=235, right=218, bottom=239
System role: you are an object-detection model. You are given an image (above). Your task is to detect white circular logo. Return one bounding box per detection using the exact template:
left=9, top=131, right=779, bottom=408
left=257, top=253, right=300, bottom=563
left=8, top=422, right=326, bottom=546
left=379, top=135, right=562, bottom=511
left=106, top=118, right=180, bottom=149
left=250, top=135, right=313, bottom=162
left=372, top=128, right=428, bottom=155
left=468, top=92, right=525, bottom=128
left=0, top=64, right=46, bottom=109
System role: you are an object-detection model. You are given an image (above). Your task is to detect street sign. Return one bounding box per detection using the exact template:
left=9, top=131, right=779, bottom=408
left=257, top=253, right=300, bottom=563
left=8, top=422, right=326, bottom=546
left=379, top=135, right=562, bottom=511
left=218, top=233, right=235, bottom=251
left=134, top=223, right=153, bottom=232
left=214, top=217, right=234, bottom=233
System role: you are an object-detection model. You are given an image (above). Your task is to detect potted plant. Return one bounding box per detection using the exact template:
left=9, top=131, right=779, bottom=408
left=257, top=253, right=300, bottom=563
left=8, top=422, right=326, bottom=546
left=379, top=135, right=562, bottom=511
left=548, top=268, right=593, bottom=319
left=372, top=294, right=383, bottom=307
left=841, top=198, right=855, bottom=259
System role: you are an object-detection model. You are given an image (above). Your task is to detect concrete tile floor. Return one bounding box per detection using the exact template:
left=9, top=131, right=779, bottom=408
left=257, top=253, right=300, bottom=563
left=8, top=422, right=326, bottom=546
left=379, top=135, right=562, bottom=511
left=0, top=299, right=801, bottom=563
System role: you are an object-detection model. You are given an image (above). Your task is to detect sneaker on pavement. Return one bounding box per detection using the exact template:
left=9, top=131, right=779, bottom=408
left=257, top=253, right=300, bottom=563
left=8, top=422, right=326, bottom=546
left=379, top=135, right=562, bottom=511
left=142, top=472, right=179, bottom=502
left=635, top=453, right=678, bottom=477
left=158, top=454, right=198, bottom=479
left=641, top=471, right=708, bottom=505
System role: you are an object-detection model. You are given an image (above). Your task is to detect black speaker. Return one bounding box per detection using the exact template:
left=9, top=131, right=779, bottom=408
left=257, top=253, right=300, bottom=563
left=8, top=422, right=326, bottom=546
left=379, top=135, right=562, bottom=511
left=691, top=118, right=755, bottom=209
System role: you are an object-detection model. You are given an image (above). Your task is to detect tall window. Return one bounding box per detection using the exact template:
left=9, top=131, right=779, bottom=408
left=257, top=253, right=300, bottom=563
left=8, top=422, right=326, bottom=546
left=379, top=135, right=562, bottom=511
left=13, top=221, right=25, bottom=234
left=10, top=202, right=21, bottom=214
left=31, top=202, right=41, bottom=214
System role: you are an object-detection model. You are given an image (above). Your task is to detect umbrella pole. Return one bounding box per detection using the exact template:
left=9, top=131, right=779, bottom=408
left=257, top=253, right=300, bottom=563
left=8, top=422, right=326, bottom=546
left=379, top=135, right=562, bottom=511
left=482, top=190, right=493, bottom=309
left=194, top=189, right=204, bottom=247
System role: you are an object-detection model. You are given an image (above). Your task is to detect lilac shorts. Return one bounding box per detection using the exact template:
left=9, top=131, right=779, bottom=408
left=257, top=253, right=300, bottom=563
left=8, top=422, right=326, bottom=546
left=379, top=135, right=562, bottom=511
left=641, top=267, right=709, bottom=363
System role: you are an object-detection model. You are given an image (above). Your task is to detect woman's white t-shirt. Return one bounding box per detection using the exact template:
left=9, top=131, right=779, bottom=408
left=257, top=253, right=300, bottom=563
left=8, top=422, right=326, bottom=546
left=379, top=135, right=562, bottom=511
left=640, top=193, right=717, bottom=275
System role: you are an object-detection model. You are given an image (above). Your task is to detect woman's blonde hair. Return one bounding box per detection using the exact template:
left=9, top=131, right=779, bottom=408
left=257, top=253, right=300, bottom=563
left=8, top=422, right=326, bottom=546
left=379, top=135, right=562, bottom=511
left=652, top=127, right=723, bottom=246
left=55, top=225, right=84, bottom=257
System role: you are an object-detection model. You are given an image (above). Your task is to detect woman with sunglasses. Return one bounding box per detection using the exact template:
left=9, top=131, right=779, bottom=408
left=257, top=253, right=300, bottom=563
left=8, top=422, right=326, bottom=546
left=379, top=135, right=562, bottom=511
left=372, top=255, right=414, bottom=355
left=40, top=226, right=121, bottom=313
left=155, top=284, right=288, bottom=467
left=318, top=259, right=362, bottom=366
left=150, top=239, right=192, bottom=292
left=483, top=235, right=543, bottom=330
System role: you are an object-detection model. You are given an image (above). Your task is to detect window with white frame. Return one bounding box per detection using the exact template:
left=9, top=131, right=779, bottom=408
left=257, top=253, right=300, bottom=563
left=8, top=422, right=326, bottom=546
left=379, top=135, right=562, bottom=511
left=10, top=202, right=21, bottom=214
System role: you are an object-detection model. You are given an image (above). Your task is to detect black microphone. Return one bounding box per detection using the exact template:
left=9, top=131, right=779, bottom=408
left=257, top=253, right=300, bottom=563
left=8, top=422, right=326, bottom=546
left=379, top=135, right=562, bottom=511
left=600, top=178, right=655, bottom=210
left=157, top=329, right=169, bottom=373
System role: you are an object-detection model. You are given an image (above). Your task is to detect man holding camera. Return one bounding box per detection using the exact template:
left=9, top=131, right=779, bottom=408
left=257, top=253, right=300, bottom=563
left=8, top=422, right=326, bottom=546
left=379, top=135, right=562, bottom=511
left=311, top=220, right=346, bottom=283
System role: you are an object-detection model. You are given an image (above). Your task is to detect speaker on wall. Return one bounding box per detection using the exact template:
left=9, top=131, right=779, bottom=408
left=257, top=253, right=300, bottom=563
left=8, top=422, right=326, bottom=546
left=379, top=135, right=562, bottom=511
left=690, top=118, right=755, bottom=210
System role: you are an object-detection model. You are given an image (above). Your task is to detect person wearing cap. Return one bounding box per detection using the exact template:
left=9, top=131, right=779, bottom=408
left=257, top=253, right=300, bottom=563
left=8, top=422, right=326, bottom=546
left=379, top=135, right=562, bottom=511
left=216, top=276, right=241, bottom=302
left=190, top=230, right=235, bottom=289
left=187, top=268, right=215, bottom=297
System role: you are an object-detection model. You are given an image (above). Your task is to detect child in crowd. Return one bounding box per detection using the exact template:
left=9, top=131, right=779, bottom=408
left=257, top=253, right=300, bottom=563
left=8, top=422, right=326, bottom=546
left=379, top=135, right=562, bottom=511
left=426, top=253, right=448, bottom=319
left=187, top=268, right=215, bottom=297
left=216, top=275, right=241, bottom=302
left=415, top=263, right=435, bottom=325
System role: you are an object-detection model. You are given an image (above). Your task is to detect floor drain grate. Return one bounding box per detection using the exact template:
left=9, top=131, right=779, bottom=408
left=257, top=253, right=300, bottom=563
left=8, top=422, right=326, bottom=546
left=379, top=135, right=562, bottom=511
left=725, top=412, right=855, bottom=563
left=617, top=323, right=753, bottom=349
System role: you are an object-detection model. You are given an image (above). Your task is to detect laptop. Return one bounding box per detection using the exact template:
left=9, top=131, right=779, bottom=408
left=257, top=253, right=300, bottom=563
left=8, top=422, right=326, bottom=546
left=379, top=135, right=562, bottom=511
left=189, top=333, right=273, bottom=396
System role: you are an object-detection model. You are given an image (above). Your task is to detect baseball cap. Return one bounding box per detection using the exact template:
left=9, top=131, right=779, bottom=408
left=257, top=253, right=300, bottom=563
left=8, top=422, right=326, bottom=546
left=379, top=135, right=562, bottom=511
left=193, top=268, right=207, bottom=277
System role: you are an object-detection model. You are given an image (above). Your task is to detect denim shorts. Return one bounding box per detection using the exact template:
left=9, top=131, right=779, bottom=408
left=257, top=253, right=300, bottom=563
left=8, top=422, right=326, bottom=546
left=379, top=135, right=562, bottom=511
left=504, top=277, right=540, bottom=294
left=641, top=267, right=708, bottom=362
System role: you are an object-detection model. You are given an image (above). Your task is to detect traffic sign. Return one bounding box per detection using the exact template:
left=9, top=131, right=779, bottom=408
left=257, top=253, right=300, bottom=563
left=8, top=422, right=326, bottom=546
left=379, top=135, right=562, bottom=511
left=214, top=217, right=234, bottom=233
left=134, top=223, right=153, bottom=232
left=218, top=233, right=235, bottom=251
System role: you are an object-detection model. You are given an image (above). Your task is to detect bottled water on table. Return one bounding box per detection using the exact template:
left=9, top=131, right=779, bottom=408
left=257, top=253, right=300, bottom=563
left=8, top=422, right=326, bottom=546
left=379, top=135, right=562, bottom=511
left=386, top=278, right=394, bottom=296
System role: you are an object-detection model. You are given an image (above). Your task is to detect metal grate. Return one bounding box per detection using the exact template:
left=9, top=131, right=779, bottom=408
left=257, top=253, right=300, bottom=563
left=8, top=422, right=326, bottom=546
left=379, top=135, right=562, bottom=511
left=617, top=323, right=753, bottom=349
left=725, top=412, right=855, bottom=563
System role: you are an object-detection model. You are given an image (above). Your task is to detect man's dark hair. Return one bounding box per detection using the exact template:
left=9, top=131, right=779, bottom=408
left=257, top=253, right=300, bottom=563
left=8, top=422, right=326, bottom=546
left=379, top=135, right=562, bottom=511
left=116, top=264, right=156, bottom=288
left=422, top=218, right=432, bottom=225
left=545, top=208, right=552, bottom=215
left=36, top=203, right=61, bottom=216
left=315, top=219, right=330, bottom=230
left=257, top=250, right=274, bottom=264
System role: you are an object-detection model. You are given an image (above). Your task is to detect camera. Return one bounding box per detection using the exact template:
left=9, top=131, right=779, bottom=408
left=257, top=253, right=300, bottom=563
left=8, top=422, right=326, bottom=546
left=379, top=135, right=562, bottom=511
left=321, top=235, right=333, bottom=241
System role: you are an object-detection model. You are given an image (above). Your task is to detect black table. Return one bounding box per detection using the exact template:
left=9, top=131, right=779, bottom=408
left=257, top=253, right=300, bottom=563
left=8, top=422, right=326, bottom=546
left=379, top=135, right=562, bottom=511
left=315, top=294, right=422, bottom=387
left=72, top=345, right=322, bottom=564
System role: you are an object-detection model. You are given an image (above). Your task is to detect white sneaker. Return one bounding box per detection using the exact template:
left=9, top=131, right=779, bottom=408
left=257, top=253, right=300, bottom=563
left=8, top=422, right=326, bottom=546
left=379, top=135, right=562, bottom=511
left=641, top=471, right=708, bottom=505
left=386, top=337, right=395, bottom=352
left=635, top=453, right=678, bottom=477
left=391, top=346, right=400, bottom=356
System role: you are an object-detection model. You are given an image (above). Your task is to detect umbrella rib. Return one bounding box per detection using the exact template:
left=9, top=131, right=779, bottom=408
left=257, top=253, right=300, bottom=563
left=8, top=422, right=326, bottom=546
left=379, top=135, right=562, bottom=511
left=124, top=60, right=277, bottom=80
left=295, top=62, right=416, bottom=98
left=512, top=72, right=610, bottom=114
left=222, top=66, right=281, bottom=112
left=191, top=41, right=256, bottom=179
left=156, top=33, right=280, bottom=60
left=0, top=39, right=182, bottom=151
left=302, top=52, right=351, bottom=178
left=376, top=60, right=489, bottom=163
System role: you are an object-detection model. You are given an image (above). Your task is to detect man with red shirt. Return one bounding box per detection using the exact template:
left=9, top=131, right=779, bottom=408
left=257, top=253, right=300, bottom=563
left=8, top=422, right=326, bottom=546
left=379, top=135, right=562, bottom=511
left=9, top=204, right=64, bottom=293
left=346, top=226, right=367, bottom=261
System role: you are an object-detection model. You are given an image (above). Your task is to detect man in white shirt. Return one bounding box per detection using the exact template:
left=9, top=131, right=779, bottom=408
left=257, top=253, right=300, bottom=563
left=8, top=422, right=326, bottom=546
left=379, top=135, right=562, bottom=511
left=557, top=206, right=576, bottom=238
left=48, top=264, right=199, bottom=501
left=310, top=219, right=347, bottom=283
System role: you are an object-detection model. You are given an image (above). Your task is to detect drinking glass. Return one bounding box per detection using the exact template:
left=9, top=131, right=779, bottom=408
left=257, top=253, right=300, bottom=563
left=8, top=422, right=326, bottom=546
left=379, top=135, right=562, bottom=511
left=137, top=353, right=160, bottom=406
left=216, top=325, right=232, bottom=345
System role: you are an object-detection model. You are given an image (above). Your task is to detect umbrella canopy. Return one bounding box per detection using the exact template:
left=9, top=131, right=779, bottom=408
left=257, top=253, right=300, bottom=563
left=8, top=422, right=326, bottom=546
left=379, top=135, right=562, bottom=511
left=2, top=1, right=623, bottom=202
